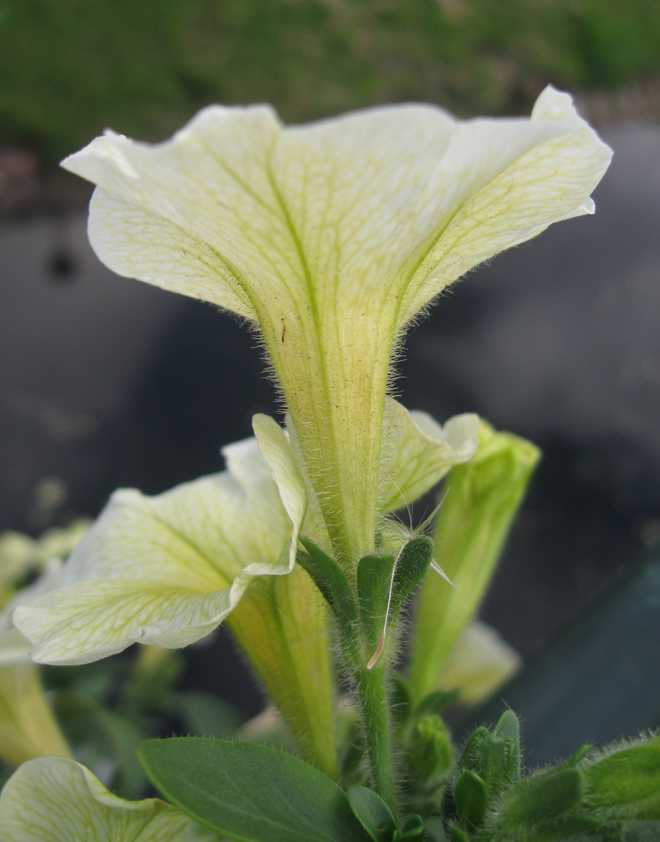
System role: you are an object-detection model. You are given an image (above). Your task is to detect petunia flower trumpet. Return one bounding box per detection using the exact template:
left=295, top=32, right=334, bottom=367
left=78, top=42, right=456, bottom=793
left=59, top=86, right=611, bottom=567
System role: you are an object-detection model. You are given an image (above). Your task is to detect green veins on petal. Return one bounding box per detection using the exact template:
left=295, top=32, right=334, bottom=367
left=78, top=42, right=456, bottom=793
left=0, top=756, right=194, bottom=842
left=61, top=86, right=610, bottom=565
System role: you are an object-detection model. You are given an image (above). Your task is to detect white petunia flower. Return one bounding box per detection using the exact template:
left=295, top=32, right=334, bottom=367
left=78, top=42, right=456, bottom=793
left=61, top=87, right=611, bottom=566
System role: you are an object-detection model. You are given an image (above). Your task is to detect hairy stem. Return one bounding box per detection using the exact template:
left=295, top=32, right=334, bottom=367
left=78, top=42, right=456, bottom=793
left=356, top=663, right=397, bottom=818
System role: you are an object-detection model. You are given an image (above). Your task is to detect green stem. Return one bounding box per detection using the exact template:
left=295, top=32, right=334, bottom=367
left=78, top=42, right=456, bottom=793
left=357, top=663, right=397, bottom=818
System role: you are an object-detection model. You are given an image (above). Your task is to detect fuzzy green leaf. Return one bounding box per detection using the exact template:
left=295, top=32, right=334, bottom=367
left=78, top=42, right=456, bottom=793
left=138, top=738, right=369, bottom=842
left=585, top=737, right=660, bottom=820
left=347, top=786, right=397, bottom=842
left=298, top=538, right=358, bottom=629
left=454, top=769, right=488, bottom=830
left=390, top=538, right=434, bottom=615
left=357, top=554, right=395, bottom=653
left=424, top=817, right=447, bottom=841
left=501, top=768, right=584, bottom=826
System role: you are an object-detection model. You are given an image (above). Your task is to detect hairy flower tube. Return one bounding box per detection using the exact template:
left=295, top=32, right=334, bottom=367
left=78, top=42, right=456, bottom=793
left=59, top=86, right=611, bottom=567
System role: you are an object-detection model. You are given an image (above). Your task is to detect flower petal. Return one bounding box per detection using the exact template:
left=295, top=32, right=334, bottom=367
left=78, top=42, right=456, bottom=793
left=252, top=413, right=307, bottom=571
left=378, top=399, right=479, bottom=513
left=13, top=438, right=295, bottom=665
left=0, top=756, right=193, bottom=841
left=0, top=665, right=71, bottom=767
left=409, top=421, right=540, bottom=700
left=437, top=619, right=521, bottom=707
left=62, top=89, right=609, bottom=566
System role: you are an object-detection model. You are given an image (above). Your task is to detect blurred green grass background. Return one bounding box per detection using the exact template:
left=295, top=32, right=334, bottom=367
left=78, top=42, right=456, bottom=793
left=2, top=0, right=660, bottom=167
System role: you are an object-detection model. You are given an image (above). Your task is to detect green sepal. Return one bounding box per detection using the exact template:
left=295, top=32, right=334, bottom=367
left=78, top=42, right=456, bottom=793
left=415, top=689, right=462, bottom=719
left=393, top=814, right=425, bottom=841
left=137, top=737, right=370, bottom=842
left=584, top=736, right=660, bottom=820
left=500, top=768, right=584, bottom=827
left=348, top=786, right=397, bottom=842
left=477, top=737, right=516, bottom=799
left=390, top=537, right=434, bottom=615
left=424, top=817, right=447, bottom=841
left=558, top=743, right=591, bottom=769
left=493, top=710, right=521, bottom=783
left=460, top=726, right=490, bottom=772
left=409, top=716, right=453, bottom=782
left=454, top=769, right=488, bottom=831
left=448, top=828, right=468, bottom=842
left=298, top=536, right=361, bottom=664
left=357, top=554, right=395, bottom=653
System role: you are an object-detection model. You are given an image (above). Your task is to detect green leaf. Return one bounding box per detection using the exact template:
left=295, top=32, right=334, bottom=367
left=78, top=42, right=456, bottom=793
left=347, top=786, right=397, bottom=842
left=584, top=736, right=660, bottom=820
left=424, top=817, right=447, bottom=841
left=501, top=768, right=584, bottom=827
left=298, top=537, right=360, bottom=665
left=448, top=829, right=468, bottom=842
left=477, top=736, right=517, bottom=797
left=138, top=737, right=369, bottom=842
left=357, top=554, right=395, bottom=653
left=454, top=769, right=488, bottom=831
left=493, top=710, right=521, bottom=783
left=390, top=538, right=434, bottom=615
left=460, top=726, right=490, bottom=772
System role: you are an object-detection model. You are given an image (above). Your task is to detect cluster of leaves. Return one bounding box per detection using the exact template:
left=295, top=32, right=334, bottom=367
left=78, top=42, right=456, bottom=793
left=2, top=0, right=660, bottom=167
left=134, top=710, right=660, bottom=842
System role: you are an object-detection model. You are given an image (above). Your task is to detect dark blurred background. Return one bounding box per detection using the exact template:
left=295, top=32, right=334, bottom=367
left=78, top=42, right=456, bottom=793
left=1, top=0, right=660, bottom=718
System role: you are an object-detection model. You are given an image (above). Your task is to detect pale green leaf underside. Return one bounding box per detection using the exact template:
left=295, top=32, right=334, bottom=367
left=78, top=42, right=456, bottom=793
left=13, top=437, right=300, bottom=665
left=0, top=757, right=194, bottom=842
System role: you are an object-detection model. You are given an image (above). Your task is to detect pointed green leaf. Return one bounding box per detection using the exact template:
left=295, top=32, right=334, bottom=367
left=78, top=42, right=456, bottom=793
left=584, top=736, right=660, bottom=820
left=390, top=537, right=434, bottom=615
left=424, top=817, right=448, bottom=842
left=460, top=727, right=490, bottom=772
left=347, top=786, right=397, bottom=842
left=298, top=537, right=359, bottom=631
left=448, top=828, right=468, bottom=842
left=454, top=769, right=488, bottom=830
left=357, top=554, right=395, bottom=653
left=138, top=738, right=369, bottom=842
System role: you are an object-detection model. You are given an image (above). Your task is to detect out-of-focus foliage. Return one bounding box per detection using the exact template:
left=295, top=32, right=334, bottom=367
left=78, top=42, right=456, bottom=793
left=1, top=0, right=660, bottom=166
